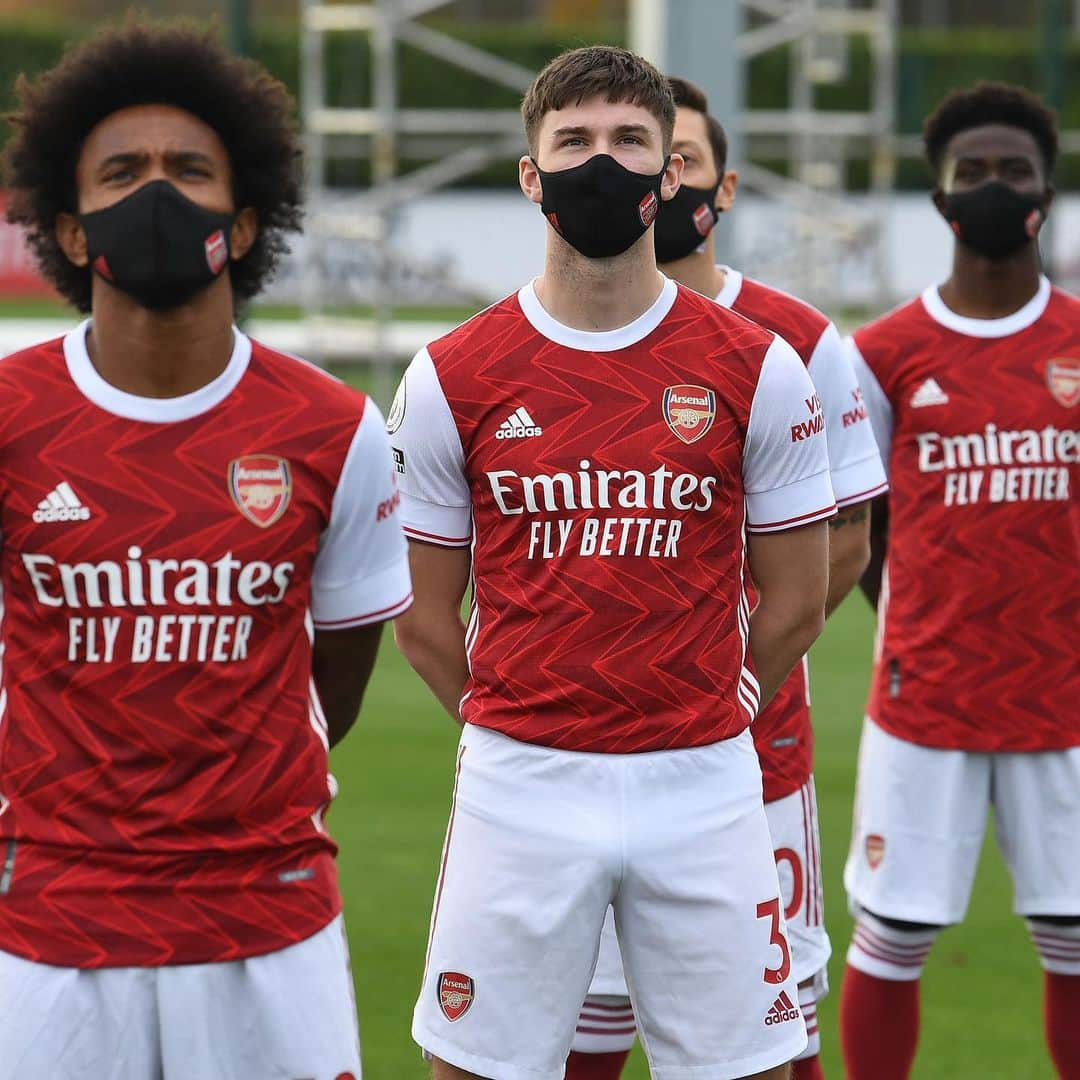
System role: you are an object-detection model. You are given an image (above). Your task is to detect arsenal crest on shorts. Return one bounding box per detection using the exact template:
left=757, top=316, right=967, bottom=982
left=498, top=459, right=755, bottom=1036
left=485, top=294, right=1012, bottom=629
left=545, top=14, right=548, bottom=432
left=663, top=384, right=716, bottom=444
left=229, top=454, right=292, bottom=528
left=1046, top=358, right=1080, bottom=407
left=438, top=971, right=474, bottom=1022
left=866, top=834, right=885, bottom=870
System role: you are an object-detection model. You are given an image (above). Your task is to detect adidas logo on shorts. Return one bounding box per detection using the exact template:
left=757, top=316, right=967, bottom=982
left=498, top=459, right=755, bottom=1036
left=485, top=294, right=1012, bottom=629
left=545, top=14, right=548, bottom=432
left=33, top=481, right=91, bottom=523
left=495, top=406, right=543, bottom=440
left=764, top=990, right=800, bottom=1025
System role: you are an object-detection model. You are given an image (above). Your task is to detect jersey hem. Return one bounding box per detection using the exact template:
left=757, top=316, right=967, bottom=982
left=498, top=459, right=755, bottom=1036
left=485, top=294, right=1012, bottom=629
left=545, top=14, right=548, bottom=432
left=747, top=503, right=837, bottom=533
left=404, top=525, right=472, bottom=547
left=314, top=590, right=413, bottom=628
left=867, top=711, right=1080, bottom=754
left=835, top=479, right=888, bottom=508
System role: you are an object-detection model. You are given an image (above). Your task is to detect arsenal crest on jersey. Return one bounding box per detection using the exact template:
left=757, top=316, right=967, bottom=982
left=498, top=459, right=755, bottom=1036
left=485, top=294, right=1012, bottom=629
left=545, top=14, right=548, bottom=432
left=229, top=454, right=292, bottom=528
left=438, top=971, right=474, bottom=1022
left=1046, top=358, right=1080, bottom=408
left=663, top=384, right=716, bottom=444
left=866, top=834, right=885, bottom=870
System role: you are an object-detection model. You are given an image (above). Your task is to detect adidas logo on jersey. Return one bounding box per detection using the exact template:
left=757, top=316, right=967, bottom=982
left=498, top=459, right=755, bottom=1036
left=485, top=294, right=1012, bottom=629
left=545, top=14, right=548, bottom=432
left=764, top=990, right=800, bottom=1026
left=33, top=481, right=91, bottom=523
left=910, top=378, right=949, bottom=408
left=495, top=406, right=543, bottom=440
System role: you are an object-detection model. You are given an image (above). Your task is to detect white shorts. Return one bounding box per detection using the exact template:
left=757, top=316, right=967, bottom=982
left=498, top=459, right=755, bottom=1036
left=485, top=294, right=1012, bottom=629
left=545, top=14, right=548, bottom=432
left=586, top=779, right=830, bottom=1003
left=413, top=723, right=807, bottom=1080
left=845, top=717, right=1080, bottom=925
left=0, top=915, right=361, bottom=1080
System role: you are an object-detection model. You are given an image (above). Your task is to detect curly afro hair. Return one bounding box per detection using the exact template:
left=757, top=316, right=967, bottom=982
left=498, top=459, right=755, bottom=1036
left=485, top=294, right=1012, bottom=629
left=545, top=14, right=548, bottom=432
left=923, top=81, right=1058, bottom=180
left=2, top=20, right=302, bottom=313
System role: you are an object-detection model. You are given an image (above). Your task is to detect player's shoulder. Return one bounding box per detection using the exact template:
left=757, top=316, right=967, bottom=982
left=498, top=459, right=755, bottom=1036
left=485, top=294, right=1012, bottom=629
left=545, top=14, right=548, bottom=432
left=851, top=293, right=931, bottom=363
left=424, top=292, right=523, bottom=365
left=730, top=272, right=832, bottom=360
left=247, top=336, right=369, bottom=420
left=0, top=333, right=67, bottom=384
left=1045, top=283, right=1080, bottom=324
left=672, top=280, right=777, bottom=354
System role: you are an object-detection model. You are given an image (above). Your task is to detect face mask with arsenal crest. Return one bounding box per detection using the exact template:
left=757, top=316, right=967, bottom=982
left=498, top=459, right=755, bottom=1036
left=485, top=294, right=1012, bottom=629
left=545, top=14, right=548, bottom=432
left=79, top=179, right=236, bottom=310
left=533, top=153, right=670, bottom=259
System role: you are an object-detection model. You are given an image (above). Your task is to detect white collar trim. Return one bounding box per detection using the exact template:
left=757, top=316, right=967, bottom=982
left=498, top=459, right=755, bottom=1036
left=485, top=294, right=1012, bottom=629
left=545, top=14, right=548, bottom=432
left=920, top=276, right=1052, bottom=339
left=64, top=319, right=252, bottom=422
left=713, top=264, right=744, bottom=308
left=517, top=275, right=677, bottom=352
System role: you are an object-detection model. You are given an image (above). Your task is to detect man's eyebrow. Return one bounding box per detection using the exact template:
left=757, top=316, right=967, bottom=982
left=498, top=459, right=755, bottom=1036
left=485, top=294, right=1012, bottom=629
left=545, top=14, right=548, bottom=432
left=95, top=151, right=146, bottom=172
left=549, top=123, right=654, bottom=139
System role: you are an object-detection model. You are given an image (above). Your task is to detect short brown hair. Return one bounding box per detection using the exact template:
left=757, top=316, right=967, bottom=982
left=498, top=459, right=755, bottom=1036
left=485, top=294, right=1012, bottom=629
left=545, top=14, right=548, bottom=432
left=667, top=76, right=728, bottom=174
left=521, top=45, right=675, bottom=155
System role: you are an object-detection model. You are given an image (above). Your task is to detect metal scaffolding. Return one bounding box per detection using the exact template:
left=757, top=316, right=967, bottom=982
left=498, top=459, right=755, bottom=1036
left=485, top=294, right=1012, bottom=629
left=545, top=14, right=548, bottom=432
left=632, top=0, right=898, bottom=310
left=298, top=0, right=531, bottom=394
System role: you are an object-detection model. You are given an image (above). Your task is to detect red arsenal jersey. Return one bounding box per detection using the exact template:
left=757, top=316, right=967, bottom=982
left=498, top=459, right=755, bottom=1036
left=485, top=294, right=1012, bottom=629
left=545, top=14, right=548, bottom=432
left=0, top=323, right=411, bottom=968
left=718, top=267, right=887, bottom=800
left=391, top=278, right=836, bottom=753
left=851, top=277, right=1079, bottom=751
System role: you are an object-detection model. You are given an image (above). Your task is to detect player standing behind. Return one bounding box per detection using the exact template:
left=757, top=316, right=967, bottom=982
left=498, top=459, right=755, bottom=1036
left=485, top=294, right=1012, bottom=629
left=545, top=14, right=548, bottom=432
left=839, top=82, right=1080, bottom=1080
left=393, top=45, right=837, bottom=1080
left=566, top=77, right=887, bottom=1080
left=0, top=23, right=411, bottom=1079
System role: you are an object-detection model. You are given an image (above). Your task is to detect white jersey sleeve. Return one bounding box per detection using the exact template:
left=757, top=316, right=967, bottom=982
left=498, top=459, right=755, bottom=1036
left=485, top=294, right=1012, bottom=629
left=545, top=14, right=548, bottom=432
left=388, top=347, right=472, bottom=547
left=807, top=322, right=888, bottom=506
left=846, top=337, right=895, bottom=478
left=310, top=400, right=413, bottom=629
left=744, top=336, right=837, bottom=533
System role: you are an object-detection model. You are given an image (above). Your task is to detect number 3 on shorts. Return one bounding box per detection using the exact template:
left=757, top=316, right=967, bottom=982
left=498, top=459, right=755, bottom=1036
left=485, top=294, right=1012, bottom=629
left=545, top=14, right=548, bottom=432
left=756, top=897, right=792, bottom=985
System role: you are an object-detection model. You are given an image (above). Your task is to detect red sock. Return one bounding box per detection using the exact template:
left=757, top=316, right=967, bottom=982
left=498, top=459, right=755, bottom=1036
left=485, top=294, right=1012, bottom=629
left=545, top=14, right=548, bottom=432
left=564, top=1049, right=631, bottom=1080
left=1045, top=971, right=1080, bottom=1079
left=791, top=1054, right=825, bottom=1079
left=840, top=964, right=920, bottom=1080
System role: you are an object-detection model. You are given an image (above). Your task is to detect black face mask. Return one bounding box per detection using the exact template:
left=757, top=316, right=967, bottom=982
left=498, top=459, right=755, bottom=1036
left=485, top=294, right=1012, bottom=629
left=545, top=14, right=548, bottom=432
left=534, top=153, right=669, bottom=259
left=79, top=179, right=235, bottom=310
left=654, top=180, right=720, bottom=263
left=941, top=181, right=1047, bottom=260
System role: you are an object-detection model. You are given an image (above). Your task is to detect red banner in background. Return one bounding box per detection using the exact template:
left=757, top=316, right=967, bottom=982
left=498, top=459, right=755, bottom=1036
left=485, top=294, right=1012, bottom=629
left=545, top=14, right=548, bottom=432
left=0, top=191, right=55, bottom=297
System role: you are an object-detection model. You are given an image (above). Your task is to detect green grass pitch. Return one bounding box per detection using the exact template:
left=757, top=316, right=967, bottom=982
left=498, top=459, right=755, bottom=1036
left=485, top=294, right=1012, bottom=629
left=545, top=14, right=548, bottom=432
left=330, top=594, right=1054, bottom=1079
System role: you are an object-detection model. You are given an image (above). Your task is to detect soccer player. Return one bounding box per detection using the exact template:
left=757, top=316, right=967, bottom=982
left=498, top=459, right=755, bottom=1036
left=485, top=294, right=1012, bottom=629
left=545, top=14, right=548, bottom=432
left=393, top=45, right=838, bottom=1080
left=566, top=77, right=887, bottom=1080
left=0, top=23, right=411, bottom=1079
left=839, top=82, right=1080, bottom=1079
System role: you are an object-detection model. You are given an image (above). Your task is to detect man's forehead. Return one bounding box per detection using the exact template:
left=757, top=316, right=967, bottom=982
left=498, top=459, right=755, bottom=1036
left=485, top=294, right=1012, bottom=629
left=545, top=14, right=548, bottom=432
left=539, top=95, right=661, bottom=138
left=945, top=123, right=1040, bottom=162
left=672, top=107, right=709, bottom=146
left=81, top=104, right=225, bottom=159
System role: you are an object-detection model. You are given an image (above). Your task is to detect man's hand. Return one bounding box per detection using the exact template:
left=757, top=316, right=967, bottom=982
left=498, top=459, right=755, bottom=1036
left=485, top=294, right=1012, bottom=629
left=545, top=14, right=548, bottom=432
left=394, top=541, right=472, bottom=722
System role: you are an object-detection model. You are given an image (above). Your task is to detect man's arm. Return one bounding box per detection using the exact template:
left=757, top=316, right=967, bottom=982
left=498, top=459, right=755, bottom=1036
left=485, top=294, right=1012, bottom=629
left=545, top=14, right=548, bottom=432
left=858, top=495, right=889, bottom=609
left=747, top=520, right=829, bottom=708
left=394, top=540, right=472, bottom=722
left=825, top=500, right=872, bottom=617
left=313, top=624, right=386, bottom=747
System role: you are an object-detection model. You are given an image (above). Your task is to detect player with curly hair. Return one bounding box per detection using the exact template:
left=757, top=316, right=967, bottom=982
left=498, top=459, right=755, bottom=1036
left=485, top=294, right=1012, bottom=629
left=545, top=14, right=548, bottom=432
left=0, top=21, right=411, bottom=1078
left=840, top=82, right=1080, bottom=1079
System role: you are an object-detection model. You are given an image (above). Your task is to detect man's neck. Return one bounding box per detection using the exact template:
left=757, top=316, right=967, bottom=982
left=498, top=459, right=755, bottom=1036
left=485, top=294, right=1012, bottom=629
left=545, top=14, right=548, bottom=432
left=937, top=244, right=1044, bottom=320
left=86, top=279, right=237, bottom=398
left=658, top=242, right=727, bottom=301
left=534, top=233, right=667, bottom=332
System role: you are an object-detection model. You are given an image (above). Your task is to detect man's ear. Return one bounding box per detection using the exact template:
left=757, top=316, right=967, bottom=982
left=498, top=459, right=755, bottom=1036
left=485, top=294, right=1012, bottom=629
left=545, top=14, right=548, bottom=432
left=660, top=152, right=684, bottom=202
left=55, top=212, right=89, bottom=268
left=930, top=187, right=947, bottom=216
left=717, top=169, right=739, bottom=212
left=519, top=155, right=543, bottom=206
left=230, top=206, right=258, bottom=261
